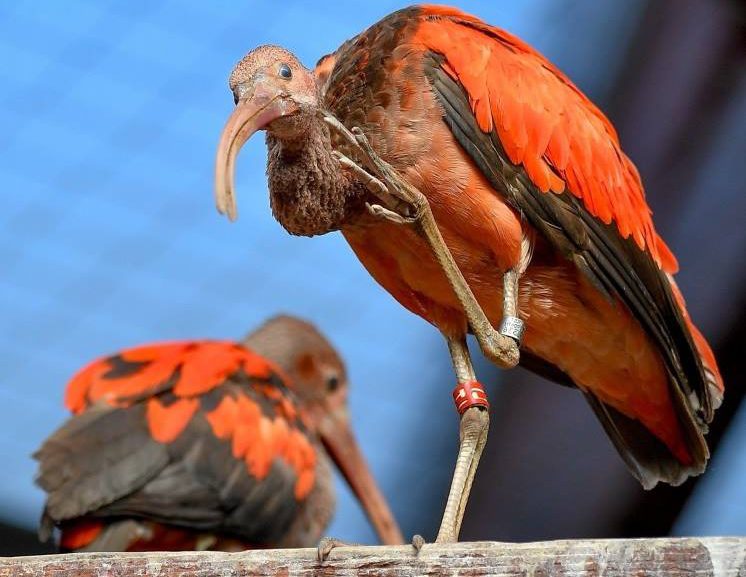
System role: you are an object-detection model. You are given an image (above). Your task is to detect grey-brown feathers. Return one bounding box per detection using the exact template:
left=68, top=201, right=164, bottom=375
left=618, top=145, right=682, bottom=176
left=229, top=45, right=304, bottom=91
left=266, top=123, right=364, bottom=237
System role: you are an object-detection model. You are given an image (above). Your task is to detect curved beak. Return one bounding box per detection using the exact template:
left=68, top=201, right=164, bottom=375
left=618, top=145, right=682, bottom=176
left=214, top=85, right=298, bottom=221
left=319, top=408, right=403, bottom=545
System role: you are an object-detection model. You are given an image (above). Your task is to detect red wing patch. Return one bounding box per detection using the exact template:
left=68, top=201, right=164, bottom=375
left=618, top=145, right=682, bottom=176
left=415, top=5, right=678, bottom=273
left=175, top=341, right=273, bottom=396
left=62, top=339, right=315, bottom=501
left=146, top=397, right=200, bottom=443
left=59, top=518, right=104, bottom=550
left=206, top=393, right=317, bottom=499
left=65, top=340, right=277, bottom=413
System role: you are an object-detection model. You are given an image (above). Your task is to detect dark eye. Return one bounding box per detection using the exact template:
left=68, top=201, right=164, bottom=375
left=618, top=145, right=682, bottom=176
left=326, top=376, right=339, bottom=392
left=278, top=63, right=292, bottom=79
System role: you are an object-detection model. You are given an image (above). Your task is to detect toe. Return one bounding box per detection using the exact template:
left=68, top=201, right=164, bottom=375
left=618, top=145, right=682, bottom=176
left=316, top=537, right=351, bottom=563
left=411, top=534, right=426, bottom=554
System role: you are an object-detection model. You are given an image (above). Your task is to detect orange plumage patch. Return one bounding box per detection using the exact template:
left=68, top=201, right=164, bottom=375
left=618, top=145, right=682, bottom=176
left=287, top=429, right=317, bottom=499
left=415, top=5, right=678, bottom=273
left=90, top=343, right=189, bottom=405
left=206, top=395, right=240, bottom=439
left=64, top=338, right=315, bottom=500
left=64, top=340, right=277, bottom=412
left=146, top=397, right=199, bottom=443
left=206, top=391, right=316, bottom=497
left=295, top=469, right=316, bottom=500
left=60, top=518, right=104, bottom=550
left=65, top=360, right=109, bottom=414
left=174, top=342, right=270, bottom=396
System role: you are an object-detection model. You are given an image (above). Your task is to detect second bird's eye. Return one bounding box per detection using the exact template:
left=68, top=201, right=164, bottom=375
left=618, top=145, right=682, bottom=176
left=326, top=376, right=339, bottom=392
left=278, top=63, right=292, bottom=79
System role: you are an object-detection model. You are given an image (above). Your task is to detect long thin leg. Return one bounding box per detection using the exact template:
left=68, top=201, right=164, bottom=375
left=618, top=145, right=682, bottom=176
left=436, top=336, right=489, bottom=543
left=323, top=116, right=529, bottom=544
left=323, top=115, right=525, bottom=368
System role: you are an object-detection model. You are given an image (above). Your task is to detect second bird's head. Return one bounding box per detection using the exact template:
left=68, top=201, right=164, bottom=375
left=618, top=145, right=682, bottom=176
left=244, top=316, right=403, bottom=545
left=244, top=314, right=348, bottom=434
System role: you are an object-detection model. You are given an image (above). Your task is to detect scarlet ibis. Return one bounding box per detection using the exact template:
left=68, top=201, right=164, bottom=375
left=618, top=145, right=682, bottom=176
left=35, top=315, right=402, bottom=551
left=214, top=5, right=723, bottom=542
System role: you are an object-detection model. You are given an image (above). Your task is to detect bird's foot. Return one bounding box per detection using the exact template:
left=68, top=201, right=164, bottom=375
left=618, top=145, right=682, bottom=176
left=317, top=537, right=357, bottom=563
left=322, top=113, right=427, bottom=225
left=365, top=202, right=419, bottom=225
left=411, top=534, right=427, bottom=555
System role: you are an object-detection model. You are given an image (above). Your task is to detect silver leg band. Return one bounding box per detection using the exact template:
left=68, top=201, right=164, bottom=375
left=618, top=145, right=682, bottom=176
left=499, top=316, right=525, bottom=345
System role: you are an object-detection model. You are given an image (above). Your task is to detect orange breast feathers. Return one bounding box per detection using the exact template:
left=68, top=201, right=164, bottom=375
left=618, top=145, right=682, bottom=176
left=414, top=4, right=677, bottom=273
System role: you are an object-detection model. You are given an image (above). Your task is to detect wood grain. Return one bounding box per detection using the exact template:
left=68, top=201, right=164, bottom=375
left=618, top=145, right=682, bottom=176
left=1, top=537, right=744, bottom=576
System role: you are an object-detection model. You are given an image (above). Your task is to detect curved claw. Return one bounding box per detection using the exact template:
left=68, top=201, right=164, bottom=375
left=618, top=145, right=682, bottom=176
left=351, top=126, right=369, bottom=144
left=324, top=112, right=429, bottom=223
left=333, top=151, right=388, bottom=198
left=317, top=537, right=352, bottom=563
left=367, top=203, right=417, bottom=225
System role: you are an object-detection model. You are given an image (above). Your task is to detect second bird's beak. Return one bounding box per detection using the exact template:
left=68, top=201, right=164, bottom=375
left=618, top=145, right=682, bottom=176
left=214, top=82, right=298, bottom=221
left=318, top=408, right=404, bottom=545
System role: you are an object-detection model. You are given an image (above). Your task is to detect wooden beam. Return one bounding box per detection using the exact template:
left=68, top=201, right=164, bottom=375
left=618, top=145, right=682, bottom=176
left=1, top=537, right=745, bottom=576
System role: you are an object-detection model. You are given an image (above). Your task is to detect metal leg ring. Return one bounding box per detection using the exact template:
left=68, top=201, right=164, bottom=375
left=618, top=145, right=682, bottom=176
left=499, top=316, right=524, bottom=345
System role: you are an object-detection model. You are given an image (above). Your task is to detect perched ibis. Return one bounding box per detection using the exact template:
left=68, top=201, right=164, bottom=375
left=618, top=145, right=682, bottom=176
left=214, top=5, right=723, bottom=542
left=35, top=316, right=402, bottom=551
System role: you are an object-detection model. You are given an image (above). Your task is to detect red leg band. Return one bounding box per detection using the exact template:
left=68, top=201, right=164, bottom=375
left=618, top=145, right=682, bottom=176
left=452, top=380, right=489, bottom=414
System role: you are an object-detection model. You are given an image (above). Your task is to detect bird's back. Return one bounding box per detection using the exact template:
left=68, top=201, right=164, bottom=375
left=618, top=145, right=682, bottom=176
left=35, top=340, right=333, bottom=551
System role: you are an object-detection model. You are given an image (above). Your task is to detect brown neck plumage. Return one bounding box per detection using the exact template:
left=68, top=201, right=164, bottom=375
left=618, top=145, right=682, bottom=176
left=266, top=116, right=365, bottom=237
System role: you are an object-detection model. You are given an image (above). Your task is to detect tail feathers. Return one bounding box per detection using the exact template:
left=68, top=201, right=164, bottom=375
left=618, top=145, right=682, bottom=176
left=667, top=275, right=724, bottom=409
left=584, top=393, right=708, bottom=490
left=688, top=321, right=724, bottom=410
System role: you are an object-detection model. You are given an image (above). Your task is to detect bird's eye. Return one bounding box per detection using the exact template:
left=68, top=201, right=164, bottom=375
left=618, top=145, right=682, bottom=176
left=278, top=63, right=292, bottom=79
left=326, top=376, right=339, bottom=392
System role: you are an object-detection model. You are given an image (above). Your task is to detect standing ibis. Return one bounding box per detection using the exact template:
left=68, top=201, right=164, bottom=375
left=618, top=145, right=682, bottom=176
left=214, top=5, right=723, bottom=542
left=35, top=315, right=402, bottom=551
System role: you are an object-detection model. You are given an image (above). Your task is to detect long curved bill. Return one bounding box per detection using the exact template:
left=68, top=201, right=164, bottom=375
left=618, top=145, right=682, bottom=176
left=214, top=91, right=297, bottom=221
left=320, top=410, right=404, bottom=545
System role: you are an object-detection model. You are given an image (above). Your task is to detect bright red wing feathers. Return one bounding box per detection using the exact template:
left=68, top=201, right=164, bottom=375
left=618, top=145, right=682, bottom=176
left=145, top=397, right=200, bottom=443
left=65, top=340, right=276, bottom=413
left=319, top=5, right=720, bottom=484
left=38, top=339, right=321, bottom=552
left=59, top=519, right=104, bottom=550
left=41, top=339, right=319, bottom=550
left=174, top=341, right=273, bottom=395
left=415, top=5, right=677, bottom=272
left=207, top=394, right=316, bottom=497
left=410, top=4, right=722, bottom=403
left=62, top=339, right=313, bottom=484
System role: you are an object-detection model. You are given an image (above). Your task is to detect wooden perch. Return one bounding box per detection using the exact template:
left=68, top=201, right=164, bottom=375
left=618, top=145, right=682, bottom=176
left=1, top=537, right=744, bottom=576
